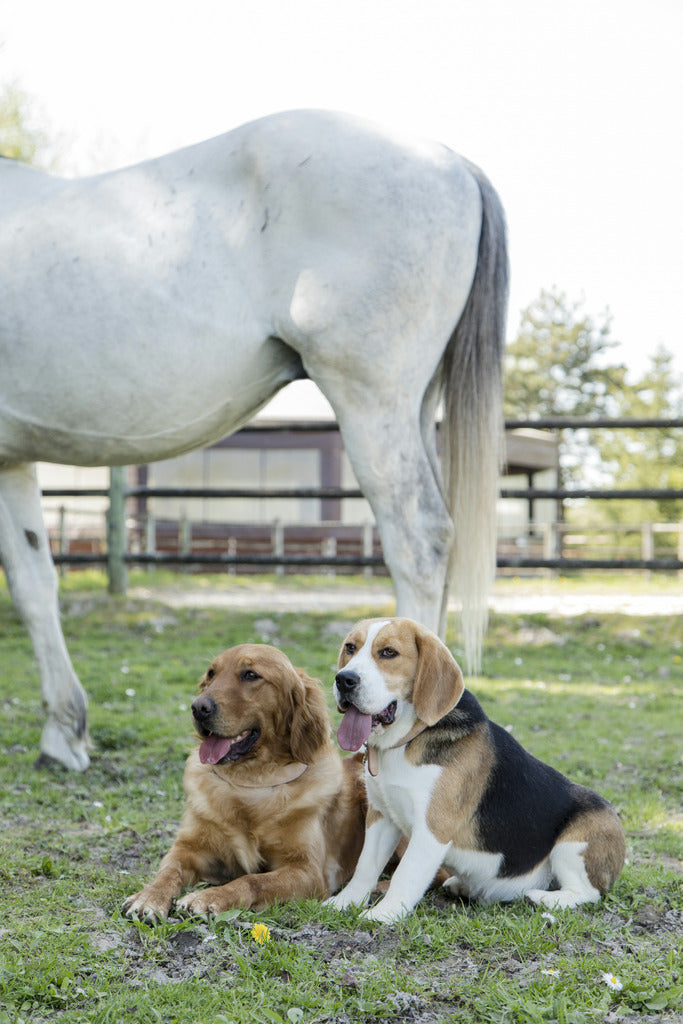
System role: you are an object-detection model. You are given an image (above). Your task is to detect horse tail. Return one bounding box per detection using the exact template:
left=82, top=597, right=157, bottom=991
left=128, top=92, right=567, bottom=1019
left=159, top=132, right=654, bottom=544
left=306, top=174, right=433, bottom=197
left=440, top=163, right=509, bottom=673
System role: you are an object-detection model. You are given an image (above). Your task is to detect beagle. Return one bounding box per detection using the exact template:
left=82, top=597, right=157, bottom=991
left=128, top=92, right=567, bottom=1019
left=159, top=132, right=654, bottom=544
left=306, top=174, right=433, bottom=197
left=325, top=617, right=625, bottom=923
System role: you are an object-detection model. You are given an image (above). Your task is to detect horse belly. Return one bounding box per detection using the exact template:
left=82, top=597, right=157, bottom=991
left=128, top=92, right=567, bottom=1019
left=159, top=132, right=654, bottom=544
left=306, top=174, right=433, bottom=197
left=0, top=190, right=288, bottom=466
left=0, top=328, right=290, bottom=466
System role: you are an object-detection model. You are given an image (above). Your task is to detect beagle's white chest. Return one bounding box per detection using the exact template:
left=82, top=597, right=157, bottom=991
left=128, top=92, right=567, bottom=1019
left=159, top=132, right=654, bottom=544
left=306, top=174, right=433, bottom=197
left=366, top=747, right=443, bottom=837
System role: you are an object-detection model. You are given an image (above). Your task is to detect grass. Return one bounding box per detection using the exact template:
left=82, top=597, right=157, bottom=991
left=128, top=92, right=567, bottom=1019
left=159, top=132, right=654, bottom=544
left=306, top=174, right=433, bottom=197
left=0, top=572, right=681, bottom=1023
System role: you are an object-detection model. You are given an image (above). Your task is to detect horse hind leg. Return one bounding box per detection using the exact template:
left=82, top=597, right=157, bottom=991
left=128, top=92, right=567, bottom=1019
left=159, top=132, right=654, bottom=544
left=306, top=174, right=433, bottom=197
left=0, top=463, right=90, bottom=770
left=332, top=404, right=453, bottom=637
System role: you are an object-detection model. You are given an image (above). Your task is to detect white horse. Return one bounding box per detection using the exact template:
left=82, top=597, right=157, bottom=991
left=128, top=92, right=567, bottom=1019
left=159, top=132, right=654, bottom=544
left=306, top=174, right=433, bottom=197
left=0, top=110, right=507, bottom=770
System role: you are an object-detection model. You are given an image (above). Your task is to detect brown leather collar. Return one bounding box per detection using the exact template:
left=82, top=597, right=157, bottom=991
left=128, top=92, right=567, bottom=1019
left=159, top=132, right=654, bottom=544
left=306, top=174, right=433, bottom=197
left=216, top=762, right=308, bottom=789
left=364, top=720, right=427, bottom=777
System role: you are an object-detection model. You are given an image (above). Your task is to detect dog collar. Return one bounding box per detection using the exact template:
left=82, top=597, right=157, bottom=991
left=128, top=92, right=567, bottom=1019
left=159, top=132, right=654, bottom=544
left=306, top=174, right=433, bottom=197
left=220, top=762, right=309, bottom=789
left=364, top=721, right=427, bottom=777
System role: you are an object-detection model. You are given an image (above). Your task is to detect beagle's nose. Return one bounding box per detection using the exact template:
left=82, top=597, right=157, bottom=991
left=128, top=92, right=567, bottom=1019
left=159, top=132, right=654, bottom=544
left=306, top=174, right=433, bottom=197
left=192, top=695, right=217, bottom=723
left=335, top=669, right=361, bottom=702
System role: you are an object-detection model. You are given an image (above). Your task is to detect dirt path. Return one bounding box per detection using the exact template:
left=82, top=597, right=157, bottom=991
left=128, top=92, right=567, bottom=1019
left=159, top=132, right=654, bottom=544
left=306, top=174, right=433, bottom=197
left=129, top=581, right=683, bottom=617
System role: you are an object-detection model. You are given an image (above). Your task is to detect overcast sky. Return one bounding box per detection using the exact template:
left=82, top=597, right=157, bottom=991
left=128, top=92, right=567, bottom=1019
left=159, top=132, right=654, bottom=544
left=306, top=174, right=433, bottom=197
left=2, top=0, right=682, bottom=405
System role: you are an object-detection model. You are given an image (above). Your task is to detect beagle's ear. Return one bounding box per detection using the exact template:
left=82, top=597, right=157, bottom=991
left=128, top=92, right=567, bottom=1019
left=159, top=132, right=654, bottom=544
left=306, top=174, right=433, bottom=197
left=412, top=627, right=465, bottom=726
left=288, top=669, right=330, bottom=763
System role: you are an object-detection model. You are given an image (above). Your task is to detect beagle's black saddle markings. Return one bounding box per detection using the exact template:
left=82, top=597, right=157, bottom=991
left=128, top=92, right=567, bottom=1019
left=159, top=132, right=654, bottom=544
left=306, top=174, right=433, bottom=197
left=325, top=617, right=626, bottom=924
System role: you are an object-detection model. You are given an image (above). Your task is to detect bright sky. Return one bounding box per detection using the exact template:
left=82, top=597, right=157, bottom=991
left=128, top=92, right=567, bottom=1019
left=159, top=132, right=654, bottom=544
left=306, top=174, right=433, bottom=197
left=2, top=0, right=682, bottom=403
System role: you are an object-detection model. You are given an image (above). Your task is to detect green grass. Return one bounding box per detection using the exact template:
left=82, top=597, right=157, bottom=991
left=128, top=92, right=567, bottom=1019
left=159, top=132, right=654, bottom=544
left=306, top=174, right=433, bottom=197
left=0, top=572, right=681, bottom=1023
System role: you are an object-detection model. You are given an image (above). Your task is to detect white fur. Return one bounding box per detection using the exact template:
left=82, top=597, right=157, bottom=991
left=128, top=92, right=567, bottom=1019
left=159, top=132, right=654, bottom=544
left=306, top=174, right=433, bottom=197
left=325, top=818, right=402, bottom=912
left=442, top=848, right=553, bottom=903
left=337, top=620, right=394, bottom=714
left=335, top=740, right=598, bottom=919
left=329, top=745, right=448, bottom=922
left=335, top=620, right=421, bottom=751
left=525, top=842, right=601, bottom=909
left=330, top=619, right=615, bottom=923
left=0, top=110, right=508, bottom=768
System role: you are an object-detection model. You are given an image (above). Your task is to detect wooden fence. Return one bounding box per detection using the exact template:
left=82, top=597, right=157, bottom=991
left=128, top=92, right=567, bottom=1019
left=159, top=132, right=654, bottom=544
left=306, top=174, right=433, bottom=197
left=38, top=417, right=683, bottom=590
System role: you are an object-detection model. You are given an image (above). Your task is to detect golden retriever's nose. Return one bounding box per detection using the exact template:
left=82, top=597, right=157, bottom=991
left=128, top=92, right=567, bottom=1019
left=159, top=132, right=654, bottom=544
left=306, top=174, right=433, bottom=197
left=335, top=669, right=361, bottom=709
left=192, top=695, right=217, bottom=725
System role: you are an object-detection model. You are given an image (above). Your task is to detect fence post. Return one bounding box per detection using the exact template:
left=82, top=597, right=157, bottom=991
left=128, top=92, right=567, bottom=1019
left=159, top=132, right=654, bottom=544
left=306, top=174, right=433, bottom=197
left=227, top=535, right=237, bottom=575
left=641, top=522, right=654, bottom=580
left=363, top=521, right=374, bottom=580
left=322, top=535, right=337, bottom=577
left=641, top=522, right=654, bottom=560
left=107, top=466, right=128, bottom=595
left=145, top=515, right=156, bottom=573
left=272, top=519, right=284, bottom=576
left=58, top=505, right=67, bottom=579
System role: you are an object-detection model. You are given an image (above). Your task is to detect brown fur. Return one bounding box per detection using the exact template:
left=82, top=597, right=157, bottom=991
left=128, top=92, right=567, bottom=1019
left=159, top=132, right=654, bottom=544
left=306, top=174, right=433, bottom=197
left=123, top=644, right=366, bottom=922
left=411, top=626, right=465, bottom=725
left=423, top=726, right=495, bottom=849
left=338, top=617, right=465, bottom=725
left=333, top=617, right=624, bottom=915
left=556, top=808, right=627, bottom=894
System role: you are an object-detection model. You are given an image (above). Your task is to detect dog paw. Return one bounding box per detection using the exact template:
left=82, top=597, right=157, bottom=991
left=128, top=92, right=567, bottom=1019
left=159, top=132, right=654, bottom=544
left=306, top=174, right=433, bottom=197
left=323, top=893, right=351, bottom=911
left=525, top=888, right=597, bottom=910
left=362, top=900, right=406, bottom=924
left=442, top=874, right=468, bottom=898
left=122, top=891, right=170, bottom=924
left=175, top=891, right=216, bottom=919
left=323, top=889, right=368, bottom=912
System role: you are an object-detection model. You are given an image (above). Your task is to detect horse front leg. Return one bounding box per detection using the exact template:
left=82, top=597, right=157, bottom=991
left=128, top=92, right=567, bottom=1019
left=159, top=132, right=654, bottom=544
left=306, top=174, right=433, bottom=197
left=0, top=463, right=90, bottom=770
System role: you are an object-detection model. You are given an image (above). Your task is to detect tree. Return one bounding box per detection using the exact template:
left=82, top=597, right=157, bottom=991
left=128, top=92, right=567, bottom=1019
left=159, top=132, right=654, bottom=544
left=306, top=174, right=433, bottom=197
left=505, top=288, right=627, bottom=419
left=591, top=346, right=683, bottom=528
left=0, top=81, right=51, bottom=166
left=505, top=289, right=683, bottom=544
left=504, top=289, right=627, bottom=485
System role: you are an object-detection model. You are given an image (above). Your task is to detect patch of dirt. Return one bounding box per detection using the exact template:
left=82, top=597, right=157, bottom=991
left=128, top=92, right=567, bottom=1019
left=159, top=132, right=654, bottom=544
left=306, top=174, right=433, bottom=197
left=105, top=885, right=683, bottom=1018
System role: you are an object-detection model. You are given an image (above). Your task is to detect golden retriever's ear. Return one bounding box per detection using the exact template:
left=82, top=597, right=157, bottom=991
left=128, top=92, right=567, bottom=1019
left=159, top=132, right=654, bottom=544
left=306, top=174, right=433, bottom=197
left=412, top=627, right=464, bottom=726
left=288, top=669, right=330, bottom=763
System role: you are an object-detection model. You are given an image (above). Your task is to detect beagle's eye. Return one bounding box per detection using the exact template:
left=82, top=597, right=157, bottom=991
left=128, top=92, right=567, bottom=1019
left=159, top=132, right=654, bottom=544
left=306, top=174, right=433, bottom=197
left=344, top=642, right=357, bottom=655
left=240, top=668, right=260, bottom=682
left=379, top=647, right=398, bottom=659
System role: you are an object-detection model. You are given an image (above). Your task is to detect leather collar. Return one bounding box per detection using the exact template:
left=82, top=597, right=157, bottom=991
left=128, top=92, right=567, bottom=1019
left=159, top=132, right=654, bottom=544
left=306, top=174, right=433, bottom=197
left=217, top=761, right=308, bottom=789
left=364, top=720, right=427, bottom=777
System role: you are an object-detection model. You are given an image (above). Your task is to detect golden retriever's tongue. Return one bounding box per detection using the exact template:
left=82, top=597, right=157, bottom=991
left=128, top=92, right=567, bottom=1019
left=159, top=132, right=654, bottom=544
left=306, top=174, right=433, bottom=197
left=199, top=735, right=234, bottom=765
left=337, top=707, right=373, bottom=751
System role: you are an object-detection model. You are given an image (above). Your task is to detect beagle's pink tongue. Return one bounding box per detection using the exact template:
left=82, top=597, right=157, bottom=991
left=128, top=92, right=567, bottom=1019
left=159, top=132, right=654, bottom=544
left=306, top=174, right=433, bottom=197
left=199, top=735, right=234, bottom=765
left=337, top=707, right=373, bottom=751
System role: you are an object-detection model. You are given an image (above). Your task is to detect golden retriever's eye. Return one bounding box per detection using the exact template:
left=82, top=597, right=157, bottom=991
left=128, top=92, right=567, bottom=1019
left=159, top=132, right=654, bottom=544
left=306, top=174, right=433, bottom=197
left=241, top=669, right=260, bottom=682
left=206, top=667, right=215, bottom=680
left=344, top=643, right=357, bottom=655
left=379, top=647, right=398, bottom=659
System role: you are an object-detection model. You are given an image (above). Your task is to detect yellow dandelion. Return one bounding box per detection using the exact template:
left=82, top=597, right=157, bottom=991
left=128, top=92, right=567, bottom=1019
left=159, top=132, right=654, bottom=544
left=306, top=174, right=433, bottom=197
left=250, top=922, right=271, bottom=944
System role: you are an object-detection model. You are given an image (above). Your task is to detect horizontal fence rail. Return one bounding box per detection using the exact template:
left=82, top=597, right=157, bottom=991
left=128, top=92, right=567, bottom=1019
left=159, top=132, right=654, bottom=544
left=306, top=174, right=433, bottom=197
left=40, top=486, right=683, bottom=502
left=34, top=416, right=683, bottom=579
left=49, top=553, right=682, bottom=572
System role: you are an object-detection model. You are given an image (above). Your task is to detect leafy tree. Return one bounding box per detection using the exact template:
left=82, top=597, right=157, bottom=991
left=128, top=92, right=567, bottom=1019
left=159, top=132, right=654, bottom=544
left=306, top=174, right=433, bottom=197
left=0, top=81, right=51, bottom=165
left=505, top=288, right=627, bottom=419
left=505, top=289, right=682, bottom=543
left=504, top=289, right=627, bottom=485
left=591, top=346, right=683, bottom=528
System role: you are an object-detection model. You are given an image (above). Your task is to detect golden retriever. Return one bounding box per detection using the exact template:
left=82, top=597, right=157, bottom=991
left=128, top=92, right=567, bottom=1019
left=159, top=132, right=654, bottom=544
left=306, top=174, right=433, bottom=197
left=123, top=643, right=366, bottom=922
